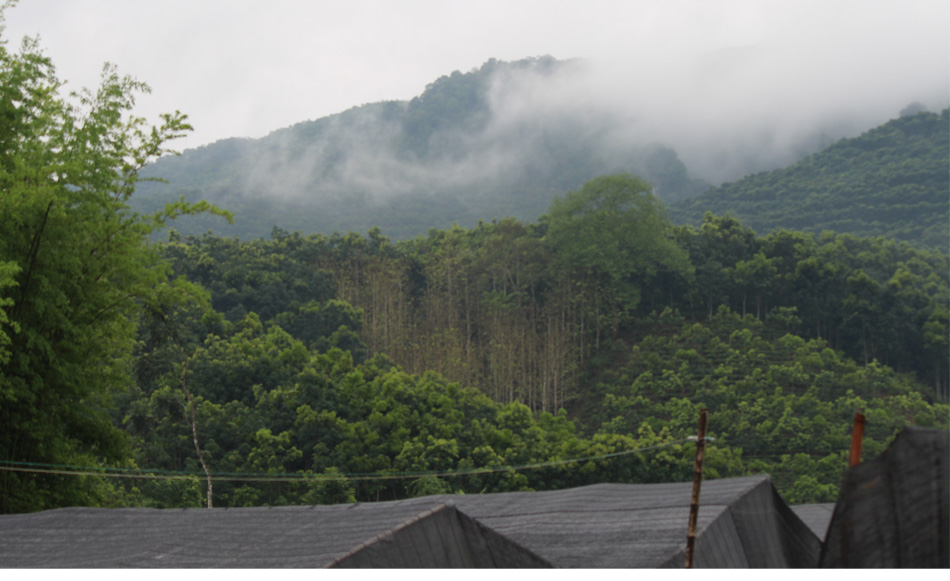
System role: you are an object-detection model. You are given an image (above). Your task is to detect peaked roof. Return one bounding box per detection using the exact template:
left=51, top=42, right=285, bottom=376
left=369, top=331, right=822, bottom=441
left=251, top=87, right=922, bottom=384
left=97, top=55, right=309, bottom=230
left=0, top=474, right=820, bottom=568
left=412, top=474, right=818, bottom=567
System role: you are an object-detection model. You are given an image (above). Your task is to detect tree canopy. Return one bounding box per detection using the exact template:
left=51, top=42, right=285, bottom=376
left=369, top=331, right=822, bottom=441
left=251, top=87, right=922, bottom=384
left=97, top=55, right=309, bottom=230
left=545, top=173, right=692, bottom=309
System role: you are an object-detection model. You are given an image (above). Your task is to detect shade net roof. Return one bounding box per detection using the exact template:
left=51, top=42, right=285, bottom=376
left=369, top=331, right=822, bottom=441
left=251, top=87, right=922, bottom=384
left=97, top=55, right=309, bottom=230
left=0, top=474, right=821, bottom=568
left=821, top=427, right=950, bottom=568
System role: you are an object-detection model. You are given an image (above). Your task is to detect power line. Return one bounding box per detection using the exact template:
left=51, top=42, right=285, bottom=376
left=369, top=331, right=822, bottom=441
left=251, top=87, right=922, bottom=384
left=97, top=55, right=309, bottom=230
left=0, top=439, right=692, bottom=483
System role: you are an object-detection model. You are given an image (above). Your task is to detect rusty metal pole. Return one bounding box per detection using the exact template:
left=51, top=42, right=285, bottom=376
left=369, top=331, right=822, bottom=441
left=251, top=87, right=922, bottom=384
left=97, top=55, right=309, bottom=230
left=849, top=412, right=866, bottom=467
left=685, top=407, right=709, bottom=569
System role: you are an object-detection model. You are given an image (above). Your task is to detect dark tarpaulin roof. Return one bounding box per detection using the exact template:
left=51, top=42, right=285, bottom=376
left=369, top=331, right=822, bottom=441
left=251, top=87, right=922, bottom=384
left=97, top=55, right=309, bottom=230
left=820, top=427, right=950, bottom=568
left=0, top=474, right=820, bottom=568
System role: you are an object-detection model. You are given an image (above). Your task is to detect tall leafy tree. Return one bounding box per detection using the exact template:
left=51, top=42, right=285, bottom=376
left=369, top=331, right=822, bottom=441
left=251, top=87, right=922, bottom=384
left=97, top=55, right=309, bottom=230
left=544, top=173, right=692, bottom=350
left=546, top=174, right=690, bottom=298
left=0, top=14, right=227, bottom=512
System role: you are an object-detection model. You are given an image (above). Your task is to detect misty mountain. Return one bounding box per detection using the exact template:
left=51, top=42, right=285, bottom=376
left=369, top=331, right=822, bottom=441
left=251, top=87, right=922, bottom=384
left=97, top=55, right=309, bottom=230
left=670, top=109, right=949, bottom=250
left=131, top=56, right=791, bottom=239
left=134, top=56, right=928, bottom=241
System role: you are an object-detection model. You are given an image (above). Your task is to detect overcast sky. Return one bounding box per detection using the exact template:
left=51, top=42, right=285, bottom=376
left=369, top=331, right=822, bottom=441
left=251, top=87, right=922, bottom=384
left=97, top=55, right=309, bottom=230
left=2, top=0, right=947, bottom=152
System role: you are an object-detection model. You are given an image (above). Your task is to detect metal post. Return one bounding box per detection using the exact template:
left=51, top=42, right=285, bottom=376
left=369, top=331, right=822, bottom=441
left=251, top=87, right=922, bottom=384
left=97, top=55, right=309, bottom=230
left=849, top=412, right=866, bottom=467
left=685, top=407, right=709, bottom=569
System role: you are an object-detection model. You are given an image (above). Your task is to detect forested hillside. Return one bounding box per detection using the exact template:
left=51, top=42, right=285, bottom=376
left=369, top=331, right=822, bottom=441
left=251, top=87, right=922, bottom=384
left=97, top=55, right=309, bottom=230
left=671, top=109, right=950, bottom=250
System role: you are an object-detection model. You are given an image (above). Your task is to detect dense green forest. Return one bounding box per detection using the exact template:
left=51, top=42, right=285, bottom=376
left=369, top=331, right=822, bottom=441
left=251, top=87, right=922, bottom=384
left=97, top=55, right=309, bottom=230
left=1, top=18, right=947, bottom=514
left=110, top=203, right=947, bottom=510
left=671, top=109, right=950, bottom=250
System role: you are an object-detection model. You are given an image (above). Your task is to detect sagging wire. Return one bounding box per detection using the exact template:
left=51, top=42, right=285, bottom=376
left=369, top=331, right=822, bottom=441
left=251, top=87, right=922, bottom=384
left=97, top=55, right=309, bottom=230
left=0, top=438, right=693, bottom=483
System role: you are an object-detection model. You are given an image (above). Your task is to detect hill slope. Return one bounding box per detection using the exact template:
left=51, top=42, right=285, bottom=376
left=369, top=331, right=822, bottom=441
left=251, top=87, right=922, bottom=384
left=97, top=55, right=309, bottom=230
left=670, top=110, right=949, bottom=250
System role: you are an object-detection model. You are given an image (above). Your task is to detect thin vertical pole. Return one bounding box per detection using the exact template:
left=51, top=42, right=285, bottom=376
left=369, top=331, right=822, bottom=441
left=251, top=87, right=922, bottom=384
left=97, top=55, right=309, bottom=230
left=849, top=412, right=866, bottom=467
left=685, top=407, right=709, bottom=569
